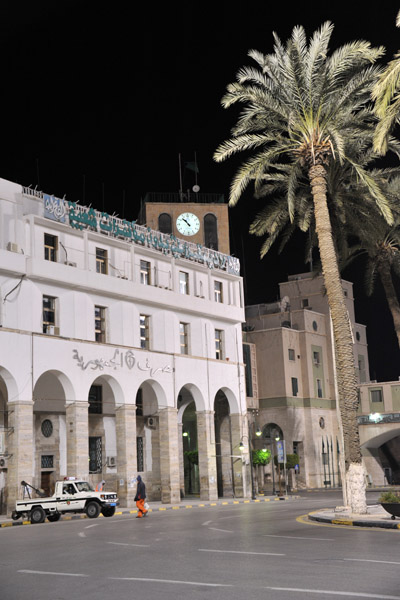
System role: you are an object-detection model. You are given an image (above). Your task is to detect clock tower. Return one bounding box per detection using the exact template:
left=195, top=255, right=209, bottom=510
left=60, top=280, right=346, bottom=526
left=141, top=192, right=231, bottom=255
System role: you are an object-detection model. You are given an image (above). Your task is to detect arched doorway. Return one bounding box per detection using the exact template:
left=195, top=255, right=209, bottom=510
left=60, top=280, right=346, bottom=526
left=0, top=374, right=9, bottom=514
left=178, top=387, right=199, bottom=497
left=262, top=423, right=284, bottom=494
left=33, top=370, right=72, bottom=496
left=362, top=428, right=400, bottom=485
left=214, top=390, right=238, bottom=497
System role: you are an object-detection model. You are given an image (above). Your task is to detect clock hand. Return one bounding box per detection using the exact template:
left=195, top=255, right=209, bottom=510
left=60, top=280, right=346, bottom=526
left=182, top=218, right=191, bottom=226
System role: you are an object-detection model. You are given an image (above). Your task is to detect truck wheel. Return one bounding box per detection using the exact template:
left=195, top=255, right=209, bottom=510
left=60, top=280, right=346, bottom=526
left=47, top=513, right=61, bottom=522
left=101, top=506, right=116, bottom=517
left=11, top=511, right=20, bottom=521
left=30, top=507, right=45, bottom=524
left=86, top=501, right=100, bottom=519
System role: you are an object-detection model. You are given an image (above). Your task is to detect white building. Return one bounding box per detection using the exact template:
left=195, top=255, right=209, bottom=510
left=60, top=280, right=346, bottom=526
left=0, top=178, right=250, bottom=513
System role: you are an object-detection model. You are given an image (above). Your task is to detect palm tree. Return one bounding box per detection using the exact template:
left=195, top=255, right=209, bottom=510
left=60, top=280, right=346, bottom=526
left=373, top=10, right=400, bottom=154
left=214, top=23, right=392, bottom=513
left=341, top=180, right=400, bottom=350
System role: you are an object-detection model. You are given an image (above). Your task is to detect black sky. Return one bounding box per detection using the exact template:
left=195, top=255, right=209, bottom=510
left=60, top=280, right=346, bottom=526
left=1, top=1, right=400, bottom=381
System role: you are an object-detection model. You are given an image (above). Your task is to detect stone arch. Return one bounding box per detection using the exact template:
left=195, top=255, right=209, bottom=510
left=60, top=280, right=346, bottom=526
left=0, top=366, right=19, bottom=405
left=361, top=427, right=400, bottom=485
left=216, top=386, right=240, bottom=414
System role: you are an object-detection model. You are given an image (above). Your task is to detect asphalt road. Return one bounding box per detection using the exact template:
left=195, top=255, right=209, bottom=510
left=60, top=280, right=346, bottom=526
left=1, top=491, right=399, bottom=600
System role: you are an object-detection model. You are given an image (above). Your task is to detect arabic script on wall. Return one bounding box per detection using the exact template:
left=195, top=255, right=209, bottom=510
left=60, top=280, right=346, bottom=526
left=73, top=348, right=173, bottom=377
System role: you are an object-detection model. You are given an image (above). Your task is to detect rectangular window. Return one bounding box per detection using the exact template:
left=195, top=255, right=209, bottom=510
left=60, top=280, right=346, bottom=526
left=44, top=233, right=58, bottom=262
left=89, top=436, right=102, bottom=473
left=140, top=315, right=150, bottom=349
left=215, top=329, right=223, bottom=360
left=291, top=377, right=298, bottom=397
left=301, top=298, right=309, bottom=308
left=88, top=385, right=102, bottom=414
left=43, top=295, right=56, bottom=333
left=317, top=379, right=323, bottom=398
left=243, top=343, right=253, bottom=397
left=214, top=281, right=223, bottom=303
left=96, top=247, right=108, bottom=274
left=288, top=348, right=295, bottom=361
left=137, top=437, right=144, bottom=472
left=95, top=306, right=106, bottom=343
left=140, top=260, right=151, bottom=285
left=179, top=271, right=189, bottom=295
left=313, top=351, right=320, bottom=365
left=370, top=389, right=383, bottom=403
left=180, top=322, right=189, bottom=354
left=41, top=455, right=54, bottom=468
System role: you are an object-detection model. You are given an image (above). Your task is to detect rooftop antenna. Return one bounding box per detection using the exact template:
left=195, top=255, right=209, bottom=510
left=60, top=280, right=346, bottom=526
left=178, top=153, right=184, bottom=202
left=192, top=151, right=200, bottom=194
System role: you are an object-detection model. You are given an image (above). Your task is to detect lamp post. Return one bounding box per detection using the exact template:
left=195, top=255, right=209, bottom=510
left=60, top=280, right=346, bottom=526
left=239, top=435, right=256, bottom=500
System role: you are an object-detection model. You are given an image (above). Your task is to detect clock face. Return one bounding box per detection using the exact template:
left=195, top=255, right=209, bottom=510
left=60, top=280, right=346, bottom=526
left=176, top=212, right=200, bottom=236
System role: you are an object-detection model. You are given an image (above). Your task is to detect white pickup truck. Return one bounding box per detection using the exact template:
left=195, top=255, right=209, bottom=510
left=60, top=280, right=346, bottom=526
left=11, top=478, right=118, bottom=524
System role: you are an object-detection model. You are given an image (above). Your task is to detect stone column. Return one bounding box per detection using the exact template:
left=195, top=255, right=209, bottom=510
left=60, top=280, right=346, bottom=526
left=158, top=407, right=180, bottom=504
left=115, top=404, right=137, bottom=505
left=66, top=401, right=89, bottom=480
left=196, top=410, right=218, bottom=501
left=230, top=413, right=245, bottom=498
left=7, top=400, right=34, bottom=514
left=178, top=421, right=185, bottom=497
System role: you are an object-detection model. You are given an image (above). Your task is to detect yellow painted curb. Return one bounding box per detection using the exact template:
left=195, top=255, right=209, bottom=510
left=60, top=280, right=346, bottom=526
left=332, top=519, right=353, bottom=526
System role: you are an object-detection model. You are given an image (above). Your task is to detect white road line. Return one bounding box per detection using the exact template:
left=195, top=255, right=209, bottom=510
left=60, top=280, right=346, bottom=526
left=208, top=527, right=233, bottom=533
left=266, top=587, right=400, bottom=599
left=344, top=558, right=400, bottom=566
left=198, top=548, right=285, bottom=556
left=85, top=524, right=98, bottom=529
left=78, top=532, right=86, bottom=537
left=18, top=570, right=88, bottom=578
left=202, top=520, right=212, bottom=526
left=107, top=542, right=149, bottom=547
left=264, top=534, right=334, bottom=541
left=108, top=576, right=231, bottom=587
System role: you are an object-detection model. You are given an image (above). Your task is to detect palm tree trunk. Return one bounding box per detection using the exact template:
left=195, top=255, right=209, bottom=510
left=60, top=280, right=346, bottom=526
left=308, top=163, right=366, bottom=514
left=378, top=261, right=400, bottom=350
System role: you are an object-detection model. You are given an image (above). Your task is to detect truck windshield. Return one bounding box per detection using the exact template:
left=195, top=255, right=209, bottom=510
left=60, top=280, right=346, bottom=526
left=75, top=482, right=95, bottom=492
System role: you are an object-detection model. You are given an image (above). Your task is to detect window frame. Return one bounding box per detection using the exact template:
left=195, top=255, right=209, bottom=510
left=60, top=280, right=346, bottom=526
left=96, top=247, right=108, bottom=274
left=180, top=322, right=189, bottom=355
left=214, top=281, right=223, bottom=303
left=95, top=305, right=107, bottom=343
left=140, top=260, right=151, bottom=285
left=140, top=314, right=150, bottom=349
left=288, top=348, right=295, bottom=361
left=179, top=271, right=189, bottom=295
left=44, top=233, right=58, bottom=262
left=42, top=295, right=57, bottom=333
left=215, top=329, right=223, bottom=360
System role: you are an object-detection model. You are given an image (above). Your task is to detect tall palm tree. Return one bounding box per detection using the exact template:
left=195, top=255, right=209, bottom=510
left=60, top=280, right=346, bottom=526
left=214, top=22, right=392, bottom=513
left=341, top=180, right=400, bottom=350
left=373, top=9, right=400, bottom=154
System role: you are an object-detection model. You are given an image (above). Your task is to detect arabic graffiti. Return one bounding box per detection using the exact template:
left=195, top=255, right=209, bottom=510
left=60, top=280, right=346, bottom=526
left=72, top=348, right=173, bottom=377
left=40, top=195, right=240, bottom=275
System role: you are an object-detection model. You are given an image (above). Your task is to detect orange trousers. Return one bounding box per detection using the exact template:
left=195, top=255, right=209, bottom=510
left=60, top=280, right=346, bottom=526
left=136, top=498, right=148, bottom=517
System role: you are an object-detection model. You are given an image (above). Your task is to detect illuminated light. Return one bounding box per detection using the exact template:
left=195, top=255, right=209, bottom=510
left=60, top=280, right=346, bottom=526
left=369, top=412, right=383, bottom=423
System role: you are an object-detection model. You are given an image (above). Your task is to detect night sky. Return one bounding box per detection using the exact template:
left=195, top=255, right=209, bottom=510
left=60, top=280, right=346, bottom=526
left=1, top=1, right=400, bottom=381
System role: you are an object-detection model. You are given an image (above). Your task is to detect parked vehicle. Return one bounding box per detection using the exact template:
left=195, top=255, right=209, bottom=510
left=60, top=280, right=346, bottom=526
left=11, top=477, right=118, bottom=524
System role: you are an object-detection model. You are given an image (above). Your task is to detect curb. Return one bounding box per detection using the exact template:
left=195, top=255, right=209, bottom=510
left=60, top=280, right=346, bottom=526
left=0, top=495, right=295, bottom=528
left=308, top=510, right=400, bottom=530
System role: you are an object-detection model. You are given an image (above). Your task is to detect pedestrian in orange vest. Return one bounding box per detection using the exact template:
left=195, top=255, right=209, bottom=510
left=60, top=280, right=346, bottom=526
left=134, top=475, right=148, bottom=518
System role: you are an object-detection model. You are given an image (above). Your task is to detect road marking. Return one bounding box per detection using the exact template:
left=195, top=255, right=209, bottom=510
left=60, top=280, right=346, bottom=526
left=202, top=520, right=212, bottom=526
left=344, top=558, right=400, bottom=566
left=208, top=527, right=232, bottom=533
left=198, top=549, right=285, bottom=556
left=107, top=542, right=149, bottom=547
left=264, top=534, right=334, bottom=541
left=265, top=587, right=400, bottom=599
left=18, top=570, right=88, bottom=577
left=78, top=532, right=86, bottom=538
left=85, top=524, right=98, bottom=529
left=108, top=577, right=231, bottom=587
